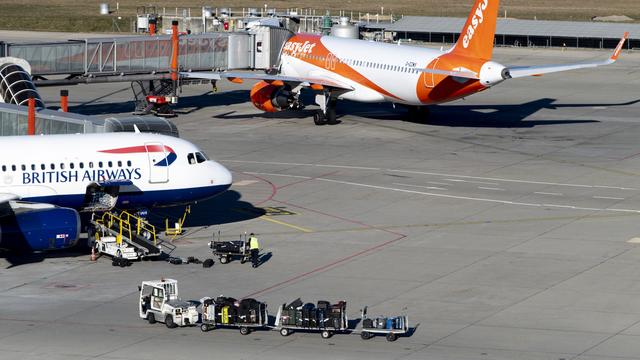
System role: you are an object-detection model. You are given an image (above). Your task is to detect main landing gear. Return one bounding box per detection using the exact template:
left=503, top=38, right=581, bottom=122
left=406, top=105, right=430, bottom=123
left=313, top=92, right=339, bottom=126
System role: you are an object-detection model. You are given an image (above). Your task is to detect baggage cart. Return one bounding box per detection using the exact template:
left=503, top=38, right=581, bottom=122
left=359, top=306, right=408, bottom=342
left=208, top=232, right=250, bottom=264
left=199, top=296, right=268, bottom=335
left=274, top=299, right=348, bottom=339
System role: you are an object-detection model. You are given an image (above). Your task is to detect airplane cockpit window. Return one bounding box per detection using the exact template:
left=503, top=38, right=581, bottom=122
left=187, top=153, right=196, bottom=165
left=195, top=152, right=208, bottom=163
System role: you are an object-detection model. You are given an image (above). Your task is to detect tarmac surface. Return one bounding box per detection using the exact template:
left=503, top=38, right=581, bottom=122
left=2, top=36, right=640, bottom=359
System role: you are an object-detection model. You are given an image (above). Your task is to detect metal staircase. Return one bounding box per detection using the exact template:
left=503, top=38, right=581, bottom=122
left=92, top=210, right=176, bottom=257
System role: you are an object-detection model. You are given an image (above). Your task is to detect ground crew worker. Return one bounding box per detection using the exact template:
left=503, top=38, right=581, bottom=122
left=248, top=233, right=260, bottom=268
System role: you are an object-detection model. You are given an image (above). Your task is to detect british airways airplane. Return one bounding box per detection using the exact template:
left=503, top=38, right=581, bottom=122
left=0, top=132, right=232, bottom=252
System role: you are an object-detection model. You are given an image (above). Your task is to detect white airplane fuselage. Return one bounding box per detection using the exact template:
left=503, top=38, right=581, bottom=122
left=0, top=132, right=232, bottom=210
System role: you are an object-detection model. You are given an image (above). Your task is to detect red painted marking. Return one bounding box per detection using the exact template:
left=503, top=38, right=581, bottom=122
left=99, top=145, right=175, bottom=154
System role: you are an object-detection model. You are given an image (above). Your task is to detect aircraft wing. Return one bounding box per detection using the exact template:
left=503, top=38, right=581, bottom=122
left=506, top=32, right=628, bottom=79
left=0, top=193, right=20, bottom=204
left=181, top=71, right=354, bottom=90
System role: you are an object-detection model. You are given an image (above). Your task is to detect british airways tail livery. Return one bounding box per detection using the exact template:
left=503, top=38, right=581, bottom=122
left=0, top=132, right=232, bottom=252
left=183, top=0, right=628, bottom=125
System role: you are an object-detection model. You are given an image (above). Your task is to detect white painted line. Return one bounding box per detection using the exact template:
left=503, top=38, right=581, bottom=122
left=593, top=196, right=625, bottom=200
left=315, top=164, right=381, bottom=171
left=224, top=160, right=310, bottom=167
left=245, top=172, right=311, bottom=179
left=534, top=192, right=564, bottom=196
left=233, top=180, right=258, bottom=186
left=427, top=181, right=449, bottom=186
left=230, top=161, right=638, bottom=191
left=478, top=187, right=505, bottom=191
left=387, top=169, right=639, bottom=191
left=246, top=172, right=640, bottom=214
left=445, top=179, right=466, bottom=182
left=394, top=183, right=447, bottom=191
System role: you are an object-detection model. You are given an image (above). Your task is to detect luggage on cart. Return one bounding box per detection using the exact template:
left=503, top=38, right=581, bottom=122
left=276, top=299, right=348, bottom=339
left=200, top=296, right=268, bottom=335
left=359, top=306, right=409, bottom=342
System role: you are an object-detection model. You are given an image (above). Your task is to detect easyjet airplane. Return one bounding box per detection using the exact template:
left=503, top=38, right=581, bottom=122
left=183, top=0, right=628, bottom=125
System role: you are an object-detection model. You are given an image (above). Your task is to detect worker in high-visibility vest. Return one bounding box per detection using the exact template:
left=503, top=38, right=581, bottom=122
left=248, top=233, right=260, bottom=268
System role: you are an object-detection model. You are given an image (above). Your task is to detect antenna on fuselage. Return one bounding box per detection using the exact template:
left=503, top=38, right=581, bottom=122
left=133, top=124, right=141, bottom=134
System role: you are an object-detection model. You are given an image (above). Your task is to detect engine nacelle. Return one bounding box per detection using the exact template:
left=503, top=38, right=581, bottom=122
left=0, top=206, right=80, bottom=252
left=250, top=80, right=296, bottom=112
left=479, top=61, right=511, bottom=87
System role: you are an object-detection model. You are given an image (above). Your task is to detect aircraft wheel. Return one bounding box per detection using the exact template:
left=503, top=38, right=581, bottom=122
left=313, top=111, right=327, bottom=125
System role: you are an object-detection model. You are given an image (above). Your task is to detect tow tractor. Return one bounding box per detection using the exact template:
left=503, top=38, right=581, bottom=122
left=138, top=279, right=199, bottom=328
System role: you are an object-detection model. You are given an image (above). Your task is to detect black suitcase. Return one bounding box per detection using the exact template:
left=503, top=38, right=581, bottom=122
left=363, top=318, right=373, bottom=329
left=317, top=300, right=330, bottom=310
left=287, top=298, right=303, bottom=309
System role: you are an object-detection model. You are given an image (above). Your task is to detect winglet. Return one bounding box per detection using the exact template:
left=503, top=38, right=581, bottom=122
left=610, top=32, right=629, bottom=62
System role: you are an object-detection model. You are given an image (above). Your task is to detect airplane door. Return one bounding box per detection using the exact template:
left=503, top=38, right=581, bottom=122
left=145, top=142, right=169, bottom=184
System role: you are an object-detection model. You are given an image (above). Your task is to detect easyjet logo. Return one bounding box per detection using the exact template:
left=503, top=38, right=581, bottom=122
left=283, top=41, right=317, bottom=55
left=462, top=0, right=489, bottom=49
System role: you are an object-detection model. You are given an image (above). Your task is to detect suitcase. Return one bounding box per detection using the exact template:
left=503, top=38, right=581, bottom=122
left=317, top=300, right=330, bottom=310
left=363, top=318, right=373, bottom=329
left=222, top=306, right=230, bottom=324
left=287, top=298, right=303, bottom=310
left=386, top=318, right=394, bottom=329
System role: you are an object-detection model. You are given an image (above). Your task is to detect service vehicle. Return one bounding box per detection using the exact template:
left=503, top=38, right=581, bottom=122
left=139, top=279, right=199, bottom=328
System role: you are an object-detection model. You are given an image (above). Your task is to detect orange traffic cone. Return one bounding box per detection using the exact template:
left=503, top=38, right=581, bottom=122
left=91, top=247, right=96, bottom=261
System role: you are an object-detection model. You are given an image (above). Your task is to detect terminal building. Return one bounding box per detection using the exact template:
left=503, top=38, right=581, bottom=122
left=379, top=16, right=640, bottom=49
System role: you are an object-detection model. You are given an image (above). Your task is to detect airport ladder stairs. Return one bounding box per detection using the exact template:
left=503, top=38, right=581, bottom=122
left=131, top=79, right=174, bottom=115
left=93, top=210, right=176, bottom=257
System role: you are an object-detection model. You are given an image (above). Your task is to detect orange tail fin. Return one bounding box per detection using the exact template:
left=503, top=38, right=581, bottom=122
left=451, top=0, right=499, bottom=60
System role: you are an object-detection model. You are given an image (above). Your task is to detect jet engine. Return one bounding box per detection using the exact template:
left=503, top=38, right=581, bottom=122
left=250, top=81, right=298, bottom=112
left=479, top=61, right=511, bottom=87
left=0, top=204, right=80, bottom=252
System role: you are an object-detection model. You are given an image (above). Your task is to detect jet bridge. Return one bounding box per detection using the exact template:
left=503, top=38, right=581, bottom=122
left=0, top=27, right=293, bottom=114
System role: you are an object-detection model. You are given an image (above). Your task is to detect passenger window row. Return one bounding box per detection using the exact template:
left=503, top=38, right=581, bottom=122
left=295, top=52, right=421, bottom=74
left=1, top=160, right=133, bottom=172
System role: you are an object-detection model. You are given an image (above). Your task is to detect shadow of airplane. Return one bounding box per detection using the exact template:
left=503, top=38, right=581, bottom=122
left=66, top=90, right=251, bottom=116
left=210, top=93, right=640, bottom=129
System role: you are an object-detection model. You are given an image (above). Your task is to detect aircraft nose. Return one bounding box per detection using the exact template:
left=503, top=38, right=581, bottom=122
left=210, top=161, right=233, bottom=189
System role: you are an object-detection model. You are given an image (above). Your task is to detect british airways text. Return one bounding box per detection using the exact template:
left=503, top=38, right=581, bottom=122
left=22, top=168, right=142, bottom=185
